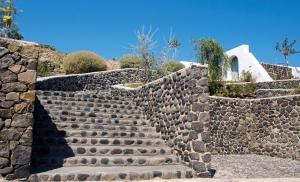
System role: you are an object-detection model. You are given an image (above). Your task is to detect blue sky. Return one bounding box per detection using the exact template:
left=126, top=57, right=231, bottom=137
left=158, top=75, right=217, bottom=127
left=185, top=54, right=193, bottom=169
left=15, top=0, right=300, bottom=66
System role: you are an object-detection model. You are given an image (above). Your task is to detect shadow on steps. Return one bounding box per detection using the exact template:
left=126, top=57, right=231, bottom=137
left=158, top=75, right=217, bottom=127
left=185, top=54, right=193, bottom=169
left=30, top=97, right=75, bottom=173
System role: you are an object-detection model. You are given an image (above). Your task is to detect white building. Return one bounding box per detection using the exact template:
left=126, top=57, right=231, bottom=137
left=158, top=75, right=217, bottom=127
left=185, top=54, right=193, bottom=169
left=224, top=45, right=273, bottom=82
left=181, top=44, right=300, bottom=82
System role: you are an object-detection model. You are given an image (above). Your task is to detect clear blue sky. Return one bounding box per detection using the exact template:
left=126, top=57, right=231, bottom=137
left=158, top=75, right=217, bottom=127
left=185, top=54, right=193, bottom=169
left=15, top=0, right=300, bottom=66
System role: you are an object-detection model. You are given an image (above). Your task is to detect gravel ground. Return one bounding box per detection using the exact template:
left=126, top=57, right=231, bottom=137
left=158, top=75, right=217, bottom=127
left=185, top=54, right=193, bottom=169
left=211, top=155, right=300, bottom=179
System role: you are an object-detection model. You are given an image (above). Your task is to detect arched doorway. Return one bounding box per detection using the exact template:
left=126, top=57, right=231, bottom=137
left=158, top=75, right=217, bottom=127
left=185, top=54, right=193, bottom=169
left=231, top=56, right=239, bottom=81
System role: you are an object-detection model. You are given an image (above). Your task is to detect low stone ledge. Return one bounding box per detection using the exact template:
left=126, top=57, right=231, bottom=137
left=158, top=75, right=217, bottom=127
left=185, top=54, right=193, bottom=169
left=36, top=68, right=161, bottom=91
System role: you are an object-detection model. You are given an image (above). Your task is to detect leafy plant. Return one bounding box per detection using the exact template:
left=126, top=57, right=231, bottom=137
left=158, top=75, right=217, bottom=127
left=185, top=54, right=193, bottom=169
left=240, top=70, right=256, bottom=82
left=63, top=51, right=107, bottom=74
left=119, top=54, right=144, bottom=69
left=275, top=37, right=300, bottom=66
left=160, top=61, right=185, bottom=75
left=209, top=81, right=227, bottom=96
left=194, top=39, right=230, bottom=82
left=0, top=0, right=23, bottom=39
left=209, top=81, right=256, bottom=98
left=226, top=83, right=256, bottom=98
left=37, top=62, right=54, bottom=77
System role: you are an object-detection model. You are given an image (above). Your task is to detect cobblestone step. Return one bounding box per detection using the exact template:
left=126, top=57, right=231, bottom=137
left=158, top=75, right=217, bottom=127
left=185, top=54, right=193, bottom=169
left=31, top=90, right=194, bottom=181
left=39, top=99, right=141, bottom=111
left=36, top=90, right=126, bottom=101
left=35, top=116, right=148, bottom=126
left=33, top=136, right=165, bottom=147
left=34, top=122, right=155, bottom=132
left=42, top=104, right=142, bottom=114
left=33, top=129, right=161, bottom=138
left=32, top=145, right=173, bottom=156
left=30, top=165, right=194, bottom=181
left=38, top=109, right=144, bottom=120
left=31, top=155, right=181, bottom=167
left=37, top=93, right=136, bottom=104
left=35, top=115, right=149, bottom=127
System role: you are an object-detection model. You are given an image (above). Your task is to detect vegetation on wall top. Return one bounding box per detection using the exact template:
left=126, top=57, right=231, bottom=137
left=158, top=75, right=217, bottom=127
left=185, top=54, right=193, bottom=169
left=63, top=51, right=107, bottom=74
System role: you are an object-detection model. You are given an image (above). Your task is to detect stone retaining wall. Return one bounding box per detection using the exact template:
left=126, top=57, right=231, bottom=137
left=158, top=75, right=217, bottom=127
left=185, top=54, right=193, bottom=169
left=0, top=37, right=65, bottom=76
left=254, top=89, right=297, bottom=98
left=112, top=66, right=212, bottom=177
left=228, top=79, right=300, bottom=90
left=36, top=69, right=161, bottom=91
left=208, top=95, right=300, bottom=160
left=261, top=63, right=293, bottom=80
left=0, top=42, right=37, bottom=179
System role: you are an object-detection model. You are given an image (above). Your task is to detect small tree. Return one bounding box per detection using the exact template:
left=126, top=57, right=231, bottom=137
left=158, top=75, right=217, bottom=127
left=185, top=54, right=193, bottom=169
left=194, top=39, right=229, bottom=81
left=0, top=0, right=23, bottom=39
left=275, top=37, right=300, bottom=66
left=130, top=26, right=157, bottom=82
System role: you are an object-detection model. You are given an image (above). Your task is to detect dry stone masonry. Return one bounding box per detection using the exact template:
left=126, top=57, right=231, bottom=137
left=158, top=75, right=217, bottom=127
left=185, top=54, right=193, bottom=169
left=129, top=65, right=212, bottom=177
left=209, top=95, right=300, bottom=160
left=0, top=41, right=37, bottom=179
left=261, top=63, right=293, bottom=80
left=37, top=69, right=161, bottom=91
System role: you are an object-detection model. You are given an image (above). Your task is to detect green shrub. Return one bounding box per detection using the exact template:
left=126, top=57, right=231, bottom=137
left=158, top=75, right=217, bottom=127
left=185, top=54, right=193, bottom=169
left=63, top=51, right=107, bottom=74
left=119, top=55, right=144, bottom=69
left=160, top=61, right=185, bottom=75
left=209, top=81, right=227, bottom=96
left=209, top=81, right=256, bottom=98
left=37, top=62, right=54, bottom=77
left=40, top=44, right=57, bottom=51
left=240, top=70, right=255, bottom=82
left=226, top=83, right=256, bottom=98
left=295, top=85, right=300, bottom=94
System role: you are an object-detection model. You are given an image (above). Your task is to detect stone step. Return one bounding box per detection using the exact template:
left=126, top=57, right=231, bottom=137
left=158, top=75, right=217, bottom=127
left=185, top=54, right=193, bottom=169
left=36, top=90, right=124, bottom=101
left=33, top=136, right=165, bottom=147
left=39, top=109, right=144, bottom=120
left=31, top=155, right=180, bottom=167
left=42, top=104, right=142, bottom=115
left=34, top=122, right=155, bottom=133
left=37, top=93, right=136, bottom=104
left=30, top=165, right=194, bottom=181
left=35, top=116, right=148, bottom=126
left=33, top=128, right=161, bottom=139
left=38, top=99, right=140, bottom=111
left=32, top=145, right=173, bottom=156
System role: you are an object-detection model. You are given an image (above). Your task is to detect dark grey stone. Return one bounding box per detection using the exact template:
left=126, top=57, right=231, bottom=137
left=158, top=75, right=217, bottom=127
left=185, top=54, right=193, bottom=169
left=192, top=161, right=206, bottom=172
left=0, top=166, right=13, bottom=175
left=186, top=112, right=198, bottom=122
left=11, top=113, right=33, bottom=128
left=0, top=129, right=22, bottom=141
left=192, top=141, right=205, bottom=153
left=0, top=70, right=17, bottom=83
left=12, top=164, right=30, bottom=179
left=0, top=108, right=12, bottom=118
left=0, top=47, right=9, bottom=57
left=11, top=145, right=31, bottom=165
left=1, top=82, right=27, bottom=92
left=0, top=54, right=15, bottom=69
left=191, top=121, right=204, bottom=132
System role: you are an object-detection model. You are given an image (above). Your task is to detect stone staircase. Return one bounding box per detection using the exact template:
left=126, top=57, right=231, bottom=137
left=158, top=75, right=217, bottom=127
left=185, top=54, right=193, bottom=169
left=29, top=90, right=194, bottom=181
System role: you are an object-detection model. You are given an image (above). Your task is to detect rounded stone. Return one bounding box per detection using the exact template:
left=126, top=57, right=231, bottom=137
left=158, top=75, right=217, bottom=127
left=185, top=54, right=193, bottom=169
left=77, top=174, right=89, bottom=181
left=77, top=147, right=86, bottom=154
